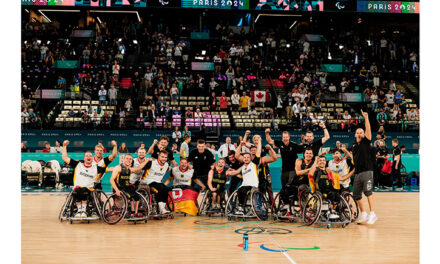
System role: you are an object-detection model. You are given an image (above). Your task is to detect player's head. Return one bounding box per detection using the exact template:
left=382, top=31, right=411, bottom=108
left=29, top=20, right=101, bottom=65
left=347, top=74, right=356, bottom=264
left=304, top=147, right=314, bottom=162
left=355, top=128, right=365, bottom=142
left=197, top=139, right=206, bottom=153
left=94, top=144, right=104, bottom=157
left=305, top=131, right=314, bottom=143
left=391, top=139, right=399, bottom=147
left=252, top=135, right=261, bottom=145
left=158, top=150, right=168, bottom=165
left=250, top=145, right=257, bottom=156
left=317, top=155, right=326, bottom=169
left=84, top=151, right=93, bottom=166
left=159, top=136, right=169, bottom=150
left=217, top=158, right=226, bottom=169
left=228, top=150, right=236, bottom=162
left=282, top=131, right=290, bottom=144
left=331, top=148, right=342, bottom=161
left=243, top=153, right=252, bottom=164
left=137, top=148, right=146, bottom=159
left=123, top=154, right=133, bottom=166
left=179, top=158, right=188, bottom=170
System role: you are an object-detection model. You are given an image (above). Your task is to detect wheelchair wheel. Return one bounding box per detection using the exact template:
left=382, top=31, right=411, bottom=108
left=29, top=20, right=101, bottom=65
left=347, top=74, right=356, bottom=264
left=337, top=194, right=353, bottom=223
left=341, top=191, right=359, bottom=222
left=251, top=190, right=269, bottom=221
left=272, top=192, right=291, bottom=220
left=298, top=189, right=310, bottom=215
left=135, top=191, right=150, bottom=218
left=199, top=191, right=212, bottom=215
left=167, top=192, right=175, bottom=213
left=303, top=193, right=322, bottom=226
left=102, top=193, right=128, bottom=225
left=93, top=190, right=108, bottom=219
left=59, top=192, right=74, bottom=222
left=225, top=190, right=239, bottom=216
left=137, top=188, right=152, bottom=211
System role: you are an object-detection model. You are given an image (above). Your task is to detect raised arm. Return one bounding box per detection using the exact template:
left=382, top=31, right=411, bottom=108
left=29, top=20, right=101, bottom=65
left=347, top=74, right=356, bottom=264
left=243, top=130, right=253, bottom=149
left=62, top=140, right=71, bottom=164
left=261, top=144, right=278, bottom=164
left=147, top=139, right=158, bottom=155
left=108, top=140, right=117, bottom=161
left=226, top=165, right=243, bottom=177
left=319, top=122, right=330, bottom=144
left=361, top=110, right=372, bottom=141
left=235, top=141, right=245, bottom=163
left=265, top=128, right=275, bottom=146
left=255, top=139, right=262, bottom=158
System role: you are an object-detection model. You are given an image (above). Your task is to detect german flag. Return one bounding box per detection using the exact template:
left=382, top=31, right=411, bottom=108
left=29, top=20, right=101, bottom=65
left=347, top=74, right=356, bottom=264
left=168, top=188, right=199, bottom=216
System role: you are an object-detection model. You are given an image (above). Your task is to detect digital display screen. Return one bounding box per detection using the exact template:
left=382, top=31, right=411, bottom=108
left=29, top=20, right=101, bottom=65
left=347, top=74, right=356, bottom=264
left=254, top=0, right=323, bottom=11
left=357, top=1, right=419, bottom=14
left=181, top=0, right=248, bottom=9
left=22, top=0, right=147, bottom=7
left=191, top=62, right=214, bottom=71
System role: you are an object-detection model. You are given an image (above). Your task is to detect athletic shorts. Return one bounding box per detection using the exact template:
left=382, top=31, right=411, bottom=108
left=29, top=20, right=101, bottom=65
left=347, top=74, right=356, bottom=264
left=353, top=170, right=374, bottom=200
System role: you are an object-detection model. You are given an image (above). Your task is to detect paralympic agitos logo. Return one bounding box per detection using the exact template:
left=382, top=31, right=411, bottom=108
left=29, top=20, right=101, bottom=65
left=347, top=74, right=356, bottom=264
left=335, top=1, right=346, bottom=10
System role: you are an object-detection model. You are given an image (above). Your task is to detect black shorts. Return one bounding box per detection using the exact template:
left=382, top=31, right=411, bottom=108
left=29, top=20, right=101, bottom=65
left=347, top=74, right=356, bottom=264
left=213, top=187, right=225, bottom=195
left=120, top=184, right=140, bottom=201
left=73, top=186, right=92, bottom=202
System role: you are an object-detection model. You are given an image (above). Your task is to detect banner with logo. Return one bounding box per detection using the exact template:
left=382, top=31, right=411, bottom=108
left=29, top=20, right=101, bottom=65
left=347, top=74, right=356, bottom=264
left=168, top=188, right=199, bottom=216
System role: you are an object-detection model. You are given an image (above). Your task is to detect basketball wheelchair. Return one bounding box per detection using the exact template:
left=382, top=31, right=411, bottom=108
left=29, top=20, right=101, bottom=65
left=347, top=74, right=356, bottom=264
left=225, top=186, right=269, bottom=221
left=271, top=183, right=311, bottom=222
left=137, top=184, right=175, bottom=220
left=101, top=188, right=150, bottom=225
left=302, top=190, right=352, bottom=228
left=58, top=188, right=108, bottom=224
left=198, top=189, right=228, bottom=217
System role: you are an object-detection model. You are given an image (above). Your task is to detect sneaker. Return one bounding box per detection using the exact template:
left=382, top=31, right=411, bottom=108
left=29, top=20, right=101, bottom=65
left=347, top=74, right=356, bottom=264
left=158, top=202, right=170, bottom=214
left=135, top=213, right=144, bottom=218
left=329, top=213, right=339, bottom=219
left=235, top=206, right=244, bottom=215
left=74, top=212, right=82, bottom=218
left=357, top=212, right=368, bottom=224
left=383, top=186, right=393, bottom=190
left=395, top=187, right=404, bottom=191
left=367, top=213, right=378, bottom=225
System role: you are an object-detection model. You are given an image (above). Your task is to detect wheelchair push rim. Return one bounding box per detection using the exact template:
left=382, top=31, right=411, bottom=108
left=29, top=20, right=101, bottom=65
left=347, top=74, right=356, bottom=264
left=102, top=193, right=128, bottom=225
left=251, top=190, right=269, bottom=221
left=303, top=193, right=322, bottom=226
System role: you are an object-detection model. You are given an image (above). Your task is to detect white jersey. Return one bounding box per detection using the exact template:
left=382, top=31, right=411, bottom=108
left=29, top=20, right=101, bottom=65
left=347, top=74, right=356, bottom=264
left=92, top=156, right=111, bottom=182
left=92, top=156, right=105, bottom=167
left=171, top=167, right=194, bottom=186
left=73, top=162, right=100, bottom=189
left=328, top=159, right=350, bottom=188
left=130, top=158, right=147, bottom=184
left=241, top=162, right=259, bottom=188
left=142, top=160, right=169, bottom=185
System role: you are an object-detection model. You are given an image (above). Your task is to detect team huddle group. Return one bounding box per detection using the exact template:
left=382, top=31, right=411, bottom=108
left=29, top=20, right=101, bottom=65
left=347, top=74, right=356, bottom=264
left=62, top=110, right=379, bottom=225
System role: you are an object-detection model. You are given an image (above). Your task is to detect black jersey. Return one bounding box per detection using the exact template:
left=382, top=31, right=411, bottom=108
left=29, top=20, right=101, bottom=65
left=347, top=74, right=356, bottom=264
left=212, top=169, right=227, bottom=190
left=314, top=169, right=333, bottom=192
left=116, top=164, right=132, bottom=189
left=293, top=159, right=312, bottom=186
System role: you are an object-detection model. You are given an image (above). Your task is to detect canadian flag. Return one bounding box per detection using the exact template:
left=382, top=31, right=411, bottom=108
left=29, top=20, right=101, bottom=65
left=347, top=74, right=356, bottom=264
left=251, top=90, right=268, bottom=103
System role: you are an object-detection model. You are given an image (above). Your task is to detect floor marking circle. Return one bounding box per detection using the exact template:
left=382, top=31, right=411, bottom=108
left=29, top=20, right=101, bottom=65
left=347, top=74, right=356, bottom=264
left=260, top=244, right=288, bottom=252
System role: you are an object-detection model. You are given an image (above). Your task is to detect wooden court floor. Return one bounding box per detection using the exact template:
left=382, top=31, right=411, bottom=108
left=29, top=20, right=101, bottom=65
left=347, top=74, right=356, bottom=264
left=22, top=192, right=419, bottom=264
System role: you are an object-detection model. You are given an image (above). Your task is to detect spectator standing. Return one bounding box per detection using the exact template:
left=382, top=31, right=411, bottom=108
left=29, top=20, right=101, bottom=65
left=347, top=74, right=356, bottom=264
left=239, top=92, right=250, bottom=112
left=124, top=98, right=132, bottom=112
left=98, top=86, right=107, bottom=105
left=180, top=135, right=191, bottom=158
left=392, top=139, right=403, bottom=191
left=219, top=92, right=228, bottom=111
left=231, top=89, right=240, bottom=111
left=209, top=92, right=217, bottom=110
left=108, top=85, right=117, bottom=106
left=172, top=126, right=182, bottom=144
left=218, top=137, right=236, bottom=158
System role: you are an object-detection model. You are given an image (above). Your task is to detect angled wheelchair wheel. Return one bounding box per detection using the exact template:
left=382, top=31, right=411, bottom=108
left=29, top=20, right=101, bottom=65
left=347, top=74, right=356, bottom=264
left=302, top=193, right=322, bottom=226
left=102, top=193, right=128, bottom=225
left=341, top=191, right=359, bottom=222
left=272, top=192, right=291, bottom=220
left=59, top=191, right=74, bottom=222
left=93, top=190, right=108, bottom=219
left=167, top=192, right=175, bottom=213
left=137, top=188, right=152, bottom=210
left=251, top=190, right=269, bottom=221
left=135, top=191, right=150, bottom=218
left=225, top=190, right=239, bottom=216
left=338, top=194, right=353, bottom=223
left=199, top=190, right=212, bottom=215
left=298, top=189, right=311, bottom=216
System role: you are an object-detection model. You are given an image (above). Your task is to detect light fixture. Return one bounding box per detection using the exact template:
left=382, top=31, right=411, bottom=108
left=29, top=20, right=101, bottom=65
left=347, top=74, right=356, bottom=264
left=286, top=44, right=291, bottom=48
left=289, top=21, right=297, bottom=30
left=201, top=50, right=206, bottom=55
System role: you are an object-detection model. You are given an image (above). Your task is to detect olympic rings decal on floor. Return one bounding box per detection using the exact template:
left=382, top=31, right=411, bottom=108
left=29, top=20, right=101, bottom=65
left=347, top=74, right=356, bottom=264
left=236, top=241, right=320, bottom=251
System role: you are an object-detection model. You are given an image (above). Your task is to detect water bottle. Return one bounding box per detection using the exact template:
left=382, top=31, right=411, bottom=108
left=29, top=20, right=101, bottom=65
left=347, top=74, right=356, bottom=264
left=243, top=233, right=249, bottom=251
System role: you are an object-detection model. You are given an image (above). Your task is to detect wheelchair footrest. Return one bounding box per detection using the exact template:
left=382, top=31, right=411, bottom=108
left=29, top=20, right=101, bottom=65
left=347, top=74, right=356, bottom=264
left=70, top=216, right=100, bottom=221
